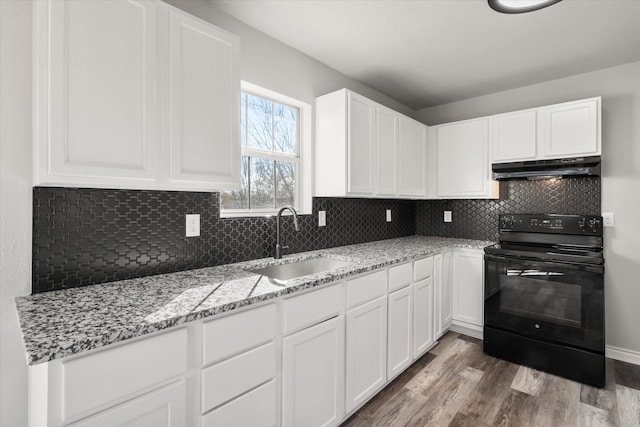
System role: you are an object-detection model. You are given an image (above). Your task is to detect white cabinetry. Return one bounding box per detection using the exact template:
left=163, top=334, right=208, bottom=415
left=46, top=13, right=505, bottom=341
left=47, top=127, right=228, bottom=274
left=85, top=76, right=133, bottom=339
left=398, top=116, right=427, bottom=197
left=29, top=328, right=188, bottom=426
left=282, top=316, right=345, bottom=427
left=376, top=106, right=400, bottom=196
left=33, top=0, right=240, bottom=191
left=387, top=286, right=413, bottom=379
left=436, top=118, right=498, bottom=199
left=413, top=256, right=434, bottom=358
left=315, top=89, right=428, bottom=199
left=345, top=272, right=387, bottom=413
left=539, top=97, right=600, bottom=158
left=200, top=303, right=277, bottom=425
left=491, top=110, right=537, bottom=162
left=167, top=8, right=240, bottom=189
left=452, top=249, right=484, bottom=332
left=491, top=97, right=601, bottom=163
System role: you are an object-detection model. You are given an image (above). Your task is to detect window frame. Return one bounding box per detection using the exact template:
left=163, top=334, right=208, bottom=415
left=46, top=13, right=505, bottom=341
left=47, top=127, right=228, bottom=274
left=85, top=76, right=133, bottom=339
left=220, top=81, right=312, bottom=218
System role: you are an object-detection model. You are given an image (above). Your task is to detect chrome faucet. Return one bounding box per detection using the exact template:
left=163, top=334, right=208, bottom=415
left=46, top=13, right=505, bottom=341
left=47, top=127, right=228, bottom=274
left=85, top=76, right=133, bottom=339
left=274, top=205, right=300, bottom=259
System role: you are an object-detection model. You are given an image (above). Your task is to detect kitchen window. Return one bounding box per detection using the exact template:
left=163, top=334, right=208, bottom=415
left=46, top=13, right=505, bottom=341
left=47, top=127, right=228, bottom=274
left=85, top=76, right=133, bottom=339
left=221, top=82, right=312, bottom=216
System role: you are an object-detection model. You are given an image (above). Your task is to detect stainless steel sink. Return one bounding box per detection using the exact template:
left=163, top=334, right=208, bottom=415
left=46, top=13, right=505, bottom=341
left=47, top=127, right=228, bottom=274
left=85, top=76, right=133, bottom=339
left=250, top=257, right=354, bottom=283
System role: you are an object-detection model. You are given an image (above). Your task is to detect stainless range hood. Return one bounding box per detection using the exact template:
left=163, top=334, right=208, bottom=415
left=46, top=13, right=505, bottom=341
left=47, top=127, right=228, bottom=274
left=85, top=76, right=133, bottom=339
left=492, top=156, right=601, bottom=180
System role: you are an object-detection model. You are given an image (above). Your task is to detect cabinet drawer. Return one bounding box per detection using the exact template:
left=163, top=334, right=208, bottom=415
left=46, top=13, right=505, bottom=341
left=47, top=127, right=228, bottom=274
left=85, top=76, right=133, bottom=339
left=202, top=380, right=276, bottom=427
left=388, top=262, right=412, bottom=292
left=283, top=283, right=342, bottom=334
left=202, top=303, right=276, bottom=366
left=62, top=328, right=187, bottom=421
left=347, top=270, right=387, bottom=308
left=414, top=256, right=434, bottom=282
left=201, top=342, right=276, bottom=413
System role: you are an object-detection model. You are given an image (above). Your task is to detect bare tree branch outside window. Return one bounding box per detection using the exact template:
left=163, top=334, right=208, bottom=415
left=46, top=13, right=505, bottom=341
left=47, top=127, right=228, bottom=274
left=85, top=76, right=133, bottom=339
left=221, top=91, right=299, bottom=212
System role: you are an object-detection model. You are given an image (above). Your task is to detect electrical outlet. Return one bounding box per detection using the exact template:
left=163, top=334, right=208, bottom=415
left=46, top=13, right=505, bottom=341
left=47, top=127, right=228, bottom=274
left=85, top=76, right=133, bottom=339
left=318, top=210, right=326, bottom=227
left=185, top=214, right=200, bottom=237
left=444, top=211, right=452, bottom=223
left=602, top=212, right=614, bottom=227
left=386, top=209, right=392, bottom=222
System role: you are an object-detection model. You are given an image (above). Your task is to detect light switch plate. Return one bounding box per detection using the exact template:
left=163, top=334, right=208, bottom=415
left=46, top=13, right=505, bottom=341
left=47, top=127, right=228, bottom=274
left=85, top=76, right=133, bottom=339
left=602, top=212, right=614, bottom=227
left=386, top=209, right=392, bottom=222
left=318, top=210, right=326, bottom=227
left=444, top=211, right=452, bottom=223
left=186, top=214, right=200, bottom=237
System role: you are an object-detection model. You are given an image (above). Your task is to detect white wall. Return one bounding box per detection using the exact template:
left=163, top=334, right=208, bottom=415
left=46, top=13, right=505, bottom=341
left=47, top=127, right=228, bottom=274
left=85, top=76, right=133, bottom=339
left=0, top=1, right=33, bottom=425
left=417, top=61, right=640, bottom=357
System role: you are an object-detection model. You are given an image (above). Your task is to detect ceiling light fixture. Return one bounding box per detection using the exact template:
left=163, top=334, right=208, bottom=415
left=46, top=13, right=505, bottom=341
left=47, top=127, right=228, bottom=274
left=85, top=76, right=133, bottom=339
left=488, top=0, right=563, bottom=14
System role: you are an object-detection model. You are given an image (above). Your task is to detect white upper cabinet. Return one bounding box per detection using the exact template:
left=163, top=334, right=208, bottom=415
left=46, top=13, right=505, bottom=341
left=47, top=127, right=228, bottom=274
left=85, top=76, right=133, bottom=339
left=34, top=0, right=159, bottom=187
left=491, top=110, right=537, bottom=162
left=398, top=116, right=427, bottom=197
left=167, top=8, right=240, bottom=189
left=490, top=97, right=601, bottom=164
left=315, top=89, right=428, bottom=199
left=436, top=118, right=498, bottom=199
left=33, top=0, right=240, bottom=191
left=375, top=105, right=400, bottom=196
left=538, top=97, right=600, bottom=158
left=347, top=92, right=376, bottom=194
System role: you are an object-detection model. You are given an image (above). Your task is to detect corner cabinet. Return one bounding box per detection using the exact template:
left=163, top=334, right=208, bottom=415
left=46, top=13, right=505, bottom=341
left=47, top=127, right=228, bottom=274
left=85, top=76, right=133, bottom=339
left=435, top=118, right=499, bottom=199
left=452, top=249, right=484, bottom=334
left=33, top=0, right=240, bottom=191
left=315, top=89, right=428, bottom=199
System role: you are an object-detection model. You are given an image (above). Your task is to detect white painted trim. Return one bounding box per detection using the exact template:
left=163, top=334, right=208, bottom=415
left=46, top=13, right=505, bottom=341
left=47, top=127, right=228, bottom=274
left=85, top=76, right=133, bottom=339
left=449, top=322, right=483, bottom=340
left=606, top=345, right=640, bottom=366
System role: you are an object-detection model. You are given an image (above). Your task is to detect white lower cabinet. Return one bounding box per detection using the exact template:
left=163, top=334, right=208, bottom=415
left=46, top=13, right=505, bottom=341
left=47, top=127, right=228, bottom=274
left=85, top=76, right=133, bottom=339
left=413, top=277, right=434, bottom=358
left=452, top=249, right=484, bottom=329
left=69, top=381, right=186, bottom=427
left=201, top=380, right=276, bottom=427
left=387, top=286, right=413, bottom=379
left=434, top=251, right=453, bottom=339
left=345, top=295, right=387, bottom=413
left=282, top=316, right=345, bottom=427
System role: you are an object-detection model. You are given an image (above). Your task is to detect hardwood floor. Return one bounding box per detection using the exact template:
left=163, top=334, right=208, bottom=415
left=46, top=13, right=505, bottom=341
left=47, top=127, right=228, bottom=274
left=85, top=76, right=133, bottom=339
left=342, top=332, right=640, bottom=427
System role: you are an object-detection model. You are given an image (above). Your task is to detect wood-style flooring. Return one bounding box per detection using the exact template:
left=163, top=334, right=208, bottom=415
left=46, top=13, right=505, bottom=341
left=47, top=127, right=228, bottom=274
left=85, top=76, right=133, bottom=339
left=342, top=332, right=640, bottom=427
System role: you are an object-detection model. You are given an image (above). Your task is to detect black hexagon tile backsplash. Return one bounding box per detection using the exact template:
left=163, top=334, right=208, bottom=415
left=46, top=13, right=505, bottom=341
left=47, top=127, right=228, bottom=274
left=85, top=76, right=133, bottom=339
left=32, top=177, right=599, bottom=293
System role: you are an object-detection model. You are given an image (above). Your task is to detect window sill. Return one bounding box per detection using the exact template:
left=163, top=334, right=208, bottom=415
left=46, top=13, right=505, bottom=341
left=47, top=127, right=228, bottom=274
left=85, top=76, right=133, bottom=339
left=220, top=209, right=311, bottom=219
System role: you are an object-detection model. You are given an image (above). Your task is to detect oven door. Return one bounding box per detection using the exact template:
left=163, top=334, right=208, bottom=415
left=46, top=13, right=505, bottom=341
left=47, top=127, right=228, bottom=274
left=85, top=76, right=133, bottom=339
left=484, top=253, right=604, bottom=353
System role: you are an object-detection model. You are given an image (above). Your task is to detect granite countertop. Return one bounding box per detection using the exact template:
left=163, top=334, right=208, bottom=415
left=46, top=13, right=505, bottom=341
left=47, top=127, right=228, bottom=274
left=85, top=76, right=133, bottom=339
left=15, top=236, right=494, bottom=365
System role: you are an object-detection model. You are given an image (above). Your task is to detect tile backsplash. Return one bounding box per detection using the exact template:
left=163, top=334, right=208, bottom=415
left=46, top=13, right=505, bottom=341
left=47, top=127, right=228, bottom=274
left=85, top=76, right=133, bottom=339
left=415, top=177, right=601, bottom=240
left=32, top=177, right=599, bottom=293
left=32, top=188, right=415, bottom=293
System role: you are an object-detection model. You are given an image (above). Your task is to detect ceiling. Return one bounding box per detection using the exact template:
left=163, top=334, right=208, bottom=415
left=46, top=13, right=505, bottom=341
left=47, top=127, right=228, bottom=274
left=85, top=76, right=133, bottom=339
left=208, top=0, right=640, bottom=110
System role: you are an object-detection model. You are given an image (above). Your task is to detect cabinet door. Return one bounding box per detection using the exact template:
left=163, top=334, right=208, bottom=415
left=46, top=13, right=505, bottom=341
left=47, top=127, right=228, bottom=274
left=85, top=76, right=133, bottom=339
left=452, top=250, right=483, bottom=327
left=168, top=9, right=240, bottom=189
left=436, top=119, right=491, bottom=198
left=345, top=296, right=387, bottom=413
left=347, top=92, right=375, bottom=195
left=376, top=106, right=399, bottom=196
left=398, top=116, right=427, bottom=196
left=413, top=277, right=434, bottom=358
left=282, top=316, right=345, bottom=427
left=491, top=110, right=537, bottom=162
left=433, top=253, right=444, bottom=338
left=387, top=287, right=412, bottom=379
left=538, top=98, right=600, bottom=158
left=35, top=0, right=158, bottom=186
left=70, top=381, right=186, bottom=427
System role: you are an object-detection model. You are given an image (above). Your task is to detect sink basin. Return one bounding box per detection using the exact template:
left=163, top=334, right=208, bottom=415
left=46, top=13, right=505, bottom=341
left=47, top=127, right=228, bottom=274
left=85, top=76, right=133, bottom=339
left=251, top=257, right=354, bottom=283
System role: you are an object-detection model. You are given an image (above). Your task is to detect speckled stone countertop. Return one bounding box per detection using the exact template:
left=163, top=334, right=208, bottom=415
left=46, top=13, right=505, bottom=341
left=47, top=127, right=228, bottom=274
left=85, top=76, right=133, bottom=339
left=16, top=236, right=493, bottom=365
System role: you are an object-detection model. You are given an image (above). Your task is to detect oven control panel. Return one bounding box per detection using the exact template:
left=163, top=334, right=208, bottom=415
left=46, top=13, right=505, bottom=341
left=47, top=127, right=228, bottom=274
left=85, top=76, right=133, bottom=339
left=499, top=214, right=603, bottom=235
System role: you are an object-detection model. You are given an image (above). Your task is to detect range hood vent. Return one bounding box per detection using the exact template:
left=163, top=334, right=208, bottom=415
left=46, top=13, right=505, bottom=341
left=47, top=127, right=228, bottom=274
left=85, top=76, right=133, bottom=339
left=492, top=156, right=601, bottom=180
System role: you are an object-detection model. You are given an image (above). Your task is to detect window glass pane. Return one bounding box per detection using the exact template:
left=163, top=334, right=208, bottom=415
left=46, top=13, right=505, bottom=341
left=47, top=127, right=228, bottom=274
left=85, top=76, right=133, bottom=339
left=275, top=160, right=296, bottom=207
left=221, top=156, right=249, bottom=209
left=273, top=102, right=297, bottom=154
left=249, top=157, right=275, bottom=209
left=246, top=94, right=273, bottom=151
left=240, top=93, right=247, bottom=147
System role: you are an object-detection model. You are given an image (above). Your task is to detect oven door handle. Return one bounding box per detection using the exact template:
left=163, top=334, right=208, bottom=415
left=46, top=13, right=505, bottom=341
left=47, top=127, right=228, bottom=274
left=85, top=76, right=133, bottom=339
left=483, top=253, right=604, bottom=274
